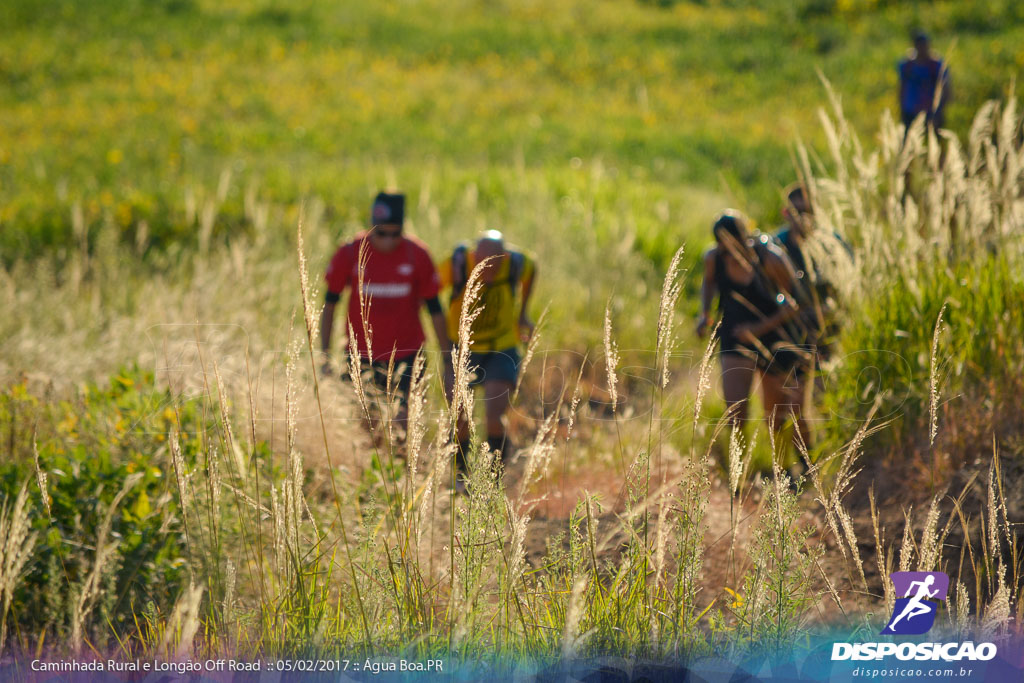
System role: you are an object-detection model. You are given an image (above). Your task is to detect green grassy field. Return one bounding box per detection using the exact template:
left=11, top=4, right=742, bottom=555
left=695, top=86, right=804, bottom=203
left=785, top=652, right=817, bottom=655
left=3, top=0, right=1024, bottom=261
left=2, top=0, right=1024, bottom=666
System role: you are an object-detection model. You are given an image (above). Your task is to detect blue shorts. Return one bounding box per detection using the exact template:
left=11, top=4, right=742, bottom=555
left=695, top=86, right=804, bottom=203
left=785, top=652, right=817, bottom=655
left=465, top=347, right=521, bottom=386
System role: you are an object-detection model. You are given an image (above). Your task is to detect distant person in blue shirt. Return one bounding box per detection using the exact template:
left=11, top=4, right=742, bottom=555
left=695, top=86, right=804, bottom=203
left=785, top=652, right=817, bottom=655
left=899, top=31, right=950, bottom=131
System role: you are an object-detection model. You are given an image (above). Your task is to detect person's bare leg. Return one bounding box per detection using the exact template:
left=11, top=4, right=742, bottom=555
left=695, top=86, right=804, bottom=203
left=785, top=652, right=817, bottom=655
left=784, top=369, right=812, bottom=450
left=761, top=369, right=811, bottom=469
left=483, top=379, right=514, bottom=461
left=444, top=366, right=473, bottom=478
left=453, top=408, right=472, bottom=476
left=720, top=353, right=757, bottom=431
left=381, top=402, right=410, bottom=460
left=393, top=403, right=409, bottom=438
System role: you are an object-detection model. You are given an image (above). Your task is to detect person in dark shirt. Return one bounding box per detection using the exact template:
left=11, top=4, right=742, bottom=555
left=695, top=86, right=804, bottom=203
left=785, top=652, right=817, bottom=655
left=775, top=184, right=814, bottom=277
left=899, top=31, right=950, bottom=131
left=774, top=183, right=849, bottom=364
left=697, top=210, right=812, bottom=461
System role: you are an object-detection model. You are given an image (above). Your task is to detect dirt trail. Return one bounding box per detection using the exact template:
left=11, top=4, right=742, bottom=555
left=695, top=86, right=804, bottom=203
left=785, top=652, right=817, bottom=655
left=287, top=351, right=1024, bottom=627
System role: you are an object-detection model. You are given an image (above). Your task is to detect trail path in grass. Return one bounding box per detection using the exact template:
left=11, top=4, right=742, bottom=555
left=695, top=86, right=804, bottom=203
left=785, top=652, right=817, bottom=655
left=275, top=353, right=1024, bottom=624
left=291, top=354, right=818, bottom=615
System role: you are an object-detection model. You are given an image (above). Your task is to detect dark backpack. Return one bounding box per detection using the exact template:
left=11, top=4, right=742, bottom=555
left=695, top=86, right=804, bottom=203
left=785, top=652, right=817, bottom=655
left=754, top=233, right=816, bottom=349
left=449, top=243, right=526, bottom=303
left=769, top=230, right=846, bottom=358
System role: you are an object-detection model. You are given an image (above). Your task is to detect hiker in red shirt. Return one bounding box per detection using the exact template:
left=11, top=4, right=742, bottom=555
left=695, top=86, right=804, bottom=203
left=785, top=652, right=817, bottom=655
left=320, top=192, right=451, bottom=429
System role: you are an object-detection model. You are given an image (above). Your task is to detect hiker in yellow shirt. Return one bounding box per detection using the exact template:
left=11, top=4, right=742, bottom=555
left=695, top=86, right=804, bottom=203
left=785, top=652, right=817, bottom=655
left=440, top=231, right=536, bottom=484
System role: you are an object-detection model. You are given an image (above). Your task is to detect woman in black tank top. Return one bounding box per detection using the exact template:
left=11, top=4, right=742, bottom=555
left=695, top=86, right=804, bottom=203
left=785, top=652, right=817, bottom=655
left=696, top=210, right=812, bottom=466
left=714, top=239, right=789, bottom=360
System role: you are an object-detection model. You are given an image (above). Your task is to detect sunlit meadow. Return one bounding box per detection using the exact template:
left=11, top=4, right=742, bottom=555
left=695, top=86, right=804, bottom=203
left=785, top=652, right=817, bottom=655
left=1, top=0, right=1023, bottom=670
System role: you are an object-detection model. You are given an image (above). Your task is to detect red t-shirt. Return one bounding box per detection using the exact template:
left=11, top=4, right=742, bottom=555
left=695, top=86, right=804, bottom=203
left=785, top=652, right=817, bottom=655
left=324, top=234, right=440, bottom=361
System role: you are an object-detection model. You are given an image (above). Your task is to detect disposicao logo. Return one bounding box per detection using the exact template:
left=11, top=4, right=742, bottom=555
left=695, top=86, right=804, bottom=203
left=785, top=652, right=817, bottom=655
left=831, top=570, right=998, bottom=663
left=882, top=571, right=949, bottom=635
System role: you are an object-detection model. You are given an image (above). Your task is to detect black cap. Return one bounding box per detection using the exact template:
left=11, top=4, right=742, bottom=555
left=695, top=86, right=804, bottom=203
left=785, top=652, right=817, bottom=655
left=371, top=192, right=405, bottom=227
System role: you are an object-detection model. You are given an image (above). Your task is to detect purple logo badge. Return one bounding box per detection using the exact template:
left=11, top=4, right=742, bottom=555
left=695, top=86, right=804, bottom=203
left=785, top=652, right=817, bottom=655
left=881, top=571, right=949, bottom=635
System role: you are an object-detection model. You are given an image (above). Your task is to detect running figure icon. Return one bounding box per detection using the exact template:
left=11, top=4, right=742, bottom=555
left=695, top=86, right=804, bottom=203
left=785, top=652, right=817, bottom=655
left=886, top=575, right=938, bottom=631
left=881, top=571, right=949, bottom=636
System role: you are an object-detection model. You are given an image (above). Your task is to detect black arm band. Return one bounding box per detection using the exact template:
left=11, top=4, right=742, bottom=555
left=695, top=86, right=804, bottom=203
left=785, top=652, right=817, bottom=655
left=424, top=296, right=442, bottom=315
left=325, top=291, right=341, bottom=304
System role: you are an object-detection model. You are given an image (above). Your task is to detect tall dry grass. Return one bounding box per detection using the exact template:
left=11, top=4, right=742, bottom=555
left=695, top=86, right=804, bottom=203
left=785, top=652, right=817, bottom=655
left=1, top=91, right=1023, bottom=661
left=797, top=79, right=1024, bottom=455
